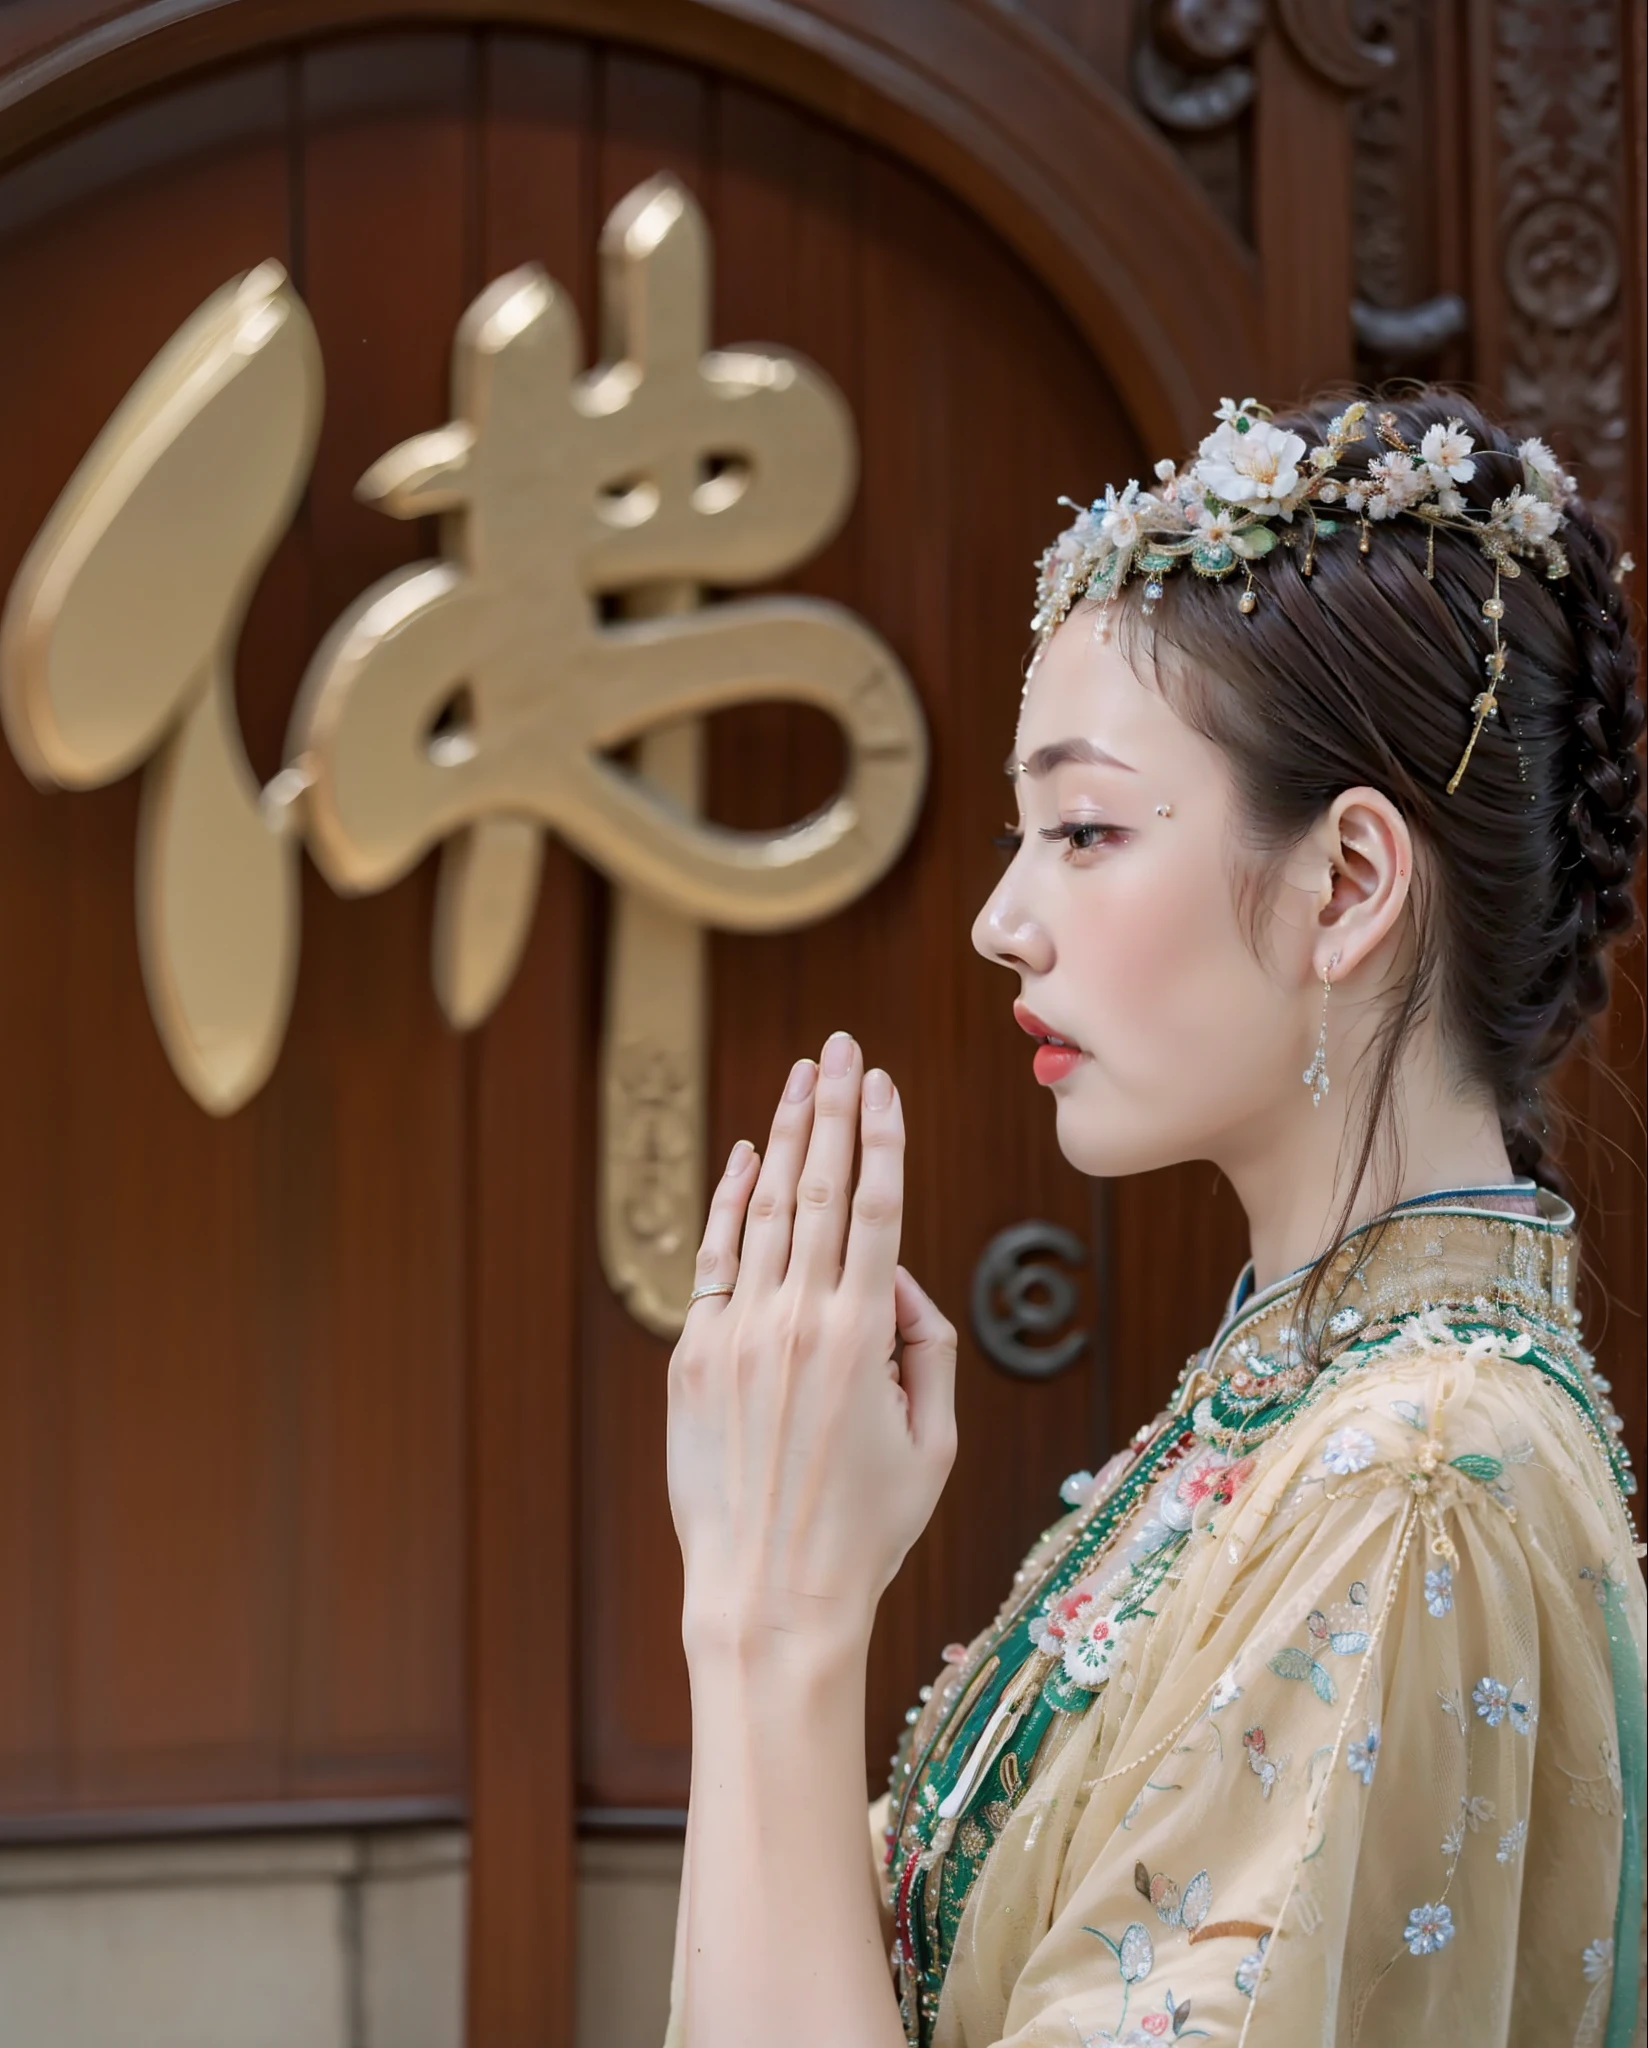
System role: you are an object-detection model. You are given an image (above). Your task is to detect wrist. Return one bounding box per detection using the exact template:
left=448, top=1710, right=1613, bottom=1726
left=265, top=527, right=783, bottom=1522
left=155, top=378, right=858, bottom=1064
left=682, top=1585, right=874, bottom=1690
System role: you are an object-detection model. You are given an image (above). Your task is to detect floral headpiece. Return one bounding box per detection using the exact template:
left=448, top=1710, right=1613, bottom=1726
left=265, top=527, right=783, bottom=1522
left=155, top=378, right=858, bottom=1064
left=1031, top=399, right=1579, bottom=793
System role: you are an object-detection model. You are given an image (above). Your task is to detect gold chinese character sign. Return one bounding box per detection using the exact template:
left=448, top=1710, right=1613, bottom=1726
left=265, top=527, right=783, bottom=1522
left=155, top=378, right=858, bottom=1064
left=0, top=262, right=321, bottom=1113
left=0, top=177, right=927, bottom=1335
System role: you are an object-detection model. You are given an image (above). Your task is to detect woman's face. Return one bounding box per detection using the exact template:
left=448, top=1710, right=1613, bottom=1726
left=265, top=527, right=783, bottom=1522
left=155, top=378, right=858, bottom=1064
left=972, top=608, right=1321, bottom=1178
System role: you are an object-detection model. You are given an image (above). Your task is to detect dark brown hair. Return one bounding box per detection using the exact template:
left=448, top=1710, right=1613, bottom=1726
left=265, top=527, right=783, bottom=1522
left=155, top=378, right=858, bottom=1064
left=1113, top=387, right=1644, bottom=1344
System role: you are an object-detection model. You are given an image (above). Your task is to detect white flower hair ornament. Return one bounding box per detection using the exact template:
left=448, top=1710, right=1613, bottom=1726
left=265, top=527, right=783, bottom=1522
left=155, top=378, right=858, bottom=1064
left=1031, top=399, right=1584, bottom=794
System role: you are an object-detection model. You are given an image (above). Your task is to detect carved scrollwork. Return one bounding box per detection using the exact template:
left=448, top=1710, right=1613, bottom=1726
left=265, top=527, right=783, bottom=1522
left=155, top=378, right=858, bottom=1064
left=1134, top=0, right=1261, bottom=132
left=1274, top=0, right=1396, bottom=91
left=970, top=1220, right=1090, bottom=1380
left=1351, top=294, right=1469, bottom=363
left=1151, top=0, right=1264, bottom=68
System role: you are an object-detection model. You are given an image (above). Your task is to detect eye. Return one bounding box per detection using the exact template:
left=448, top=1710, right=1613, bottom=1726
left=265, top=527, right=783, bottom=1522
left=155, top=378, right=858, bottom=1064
left=1038, top=820, right=1124, bottom=861
left=992, top=827, right=1023, bottom=862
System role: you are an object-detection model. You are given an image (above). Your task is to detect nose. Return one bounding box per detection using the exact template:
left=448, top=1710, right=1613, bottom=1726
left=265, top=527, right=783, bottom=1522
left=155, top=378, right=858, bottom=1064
left=972, top=868, right=1053, bottom=975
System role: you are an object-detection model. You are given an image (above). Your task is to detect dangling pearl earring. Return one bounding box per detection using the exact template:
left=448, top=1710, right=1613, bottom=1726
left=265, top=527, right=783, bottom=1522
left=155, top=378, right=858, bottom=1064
left=1302, top=953, right=1340, bottom=1108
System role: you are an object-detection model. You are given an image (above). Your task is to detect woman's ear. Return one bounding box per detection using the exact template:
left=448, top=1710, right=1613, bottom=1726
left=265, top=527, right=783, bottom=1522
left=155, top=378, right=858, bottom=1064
left=1310, top=786, right=1413, bottom=979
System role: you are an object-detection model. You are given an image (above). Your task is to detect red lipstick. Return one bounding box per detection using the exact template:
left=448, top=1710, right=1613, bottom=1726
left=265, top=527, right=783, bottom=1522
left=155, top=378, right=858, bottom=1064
left=1013, top=1001, right=1085, bottom=1086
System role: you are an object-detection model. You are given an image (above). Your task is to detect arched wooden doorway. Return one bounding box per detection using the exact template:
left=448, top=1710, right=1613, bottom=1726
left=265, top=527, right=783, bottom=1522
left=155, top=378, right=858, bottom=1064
left=1, top=5, right=1640, bottom=2043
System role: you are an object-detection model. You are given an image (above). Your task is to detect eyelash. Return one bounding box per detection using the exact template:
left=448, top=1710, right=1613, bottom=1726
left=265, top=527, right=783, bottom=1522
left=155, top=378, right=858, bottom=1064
left=993, top=822, right=1122, bottom=862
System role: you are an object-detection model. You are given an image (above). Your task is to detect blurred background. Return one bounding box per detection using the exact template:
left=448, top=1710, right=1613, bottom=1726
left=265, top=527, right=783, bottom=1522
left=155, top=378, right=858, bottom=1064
left=0, top=3, right=1642, bottom=2045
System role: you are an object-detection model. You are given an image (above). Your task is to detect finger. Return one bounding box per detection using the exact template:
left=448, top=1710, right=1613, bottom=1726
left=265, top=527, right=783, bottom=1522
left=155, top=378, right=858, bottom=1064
left=894, top=1266, right=958, bottom=1462
left=789, top=1031, right=863, bottom=1287
left=684, top=1139, right=758, bottom=1316
left=841, top=1069, right=904, bottom=1300
left=738, top=1057, right=817, bottom=1290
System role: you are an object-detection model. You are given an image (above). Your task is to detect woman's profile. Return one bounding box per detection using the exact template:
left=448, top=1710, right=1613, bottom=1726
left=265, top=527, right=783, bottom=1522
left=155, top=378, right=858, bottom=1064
left=662, top=388, right=1645, bottom=2046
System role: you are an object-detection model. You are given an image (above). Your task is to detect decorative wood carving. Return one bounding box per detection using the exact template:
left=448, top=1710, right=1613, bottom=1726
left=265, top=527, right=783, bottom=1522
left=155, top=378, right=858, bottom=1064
left=1273, top=0, right=1396, bottom=92
left=1343, top=0, right=1469, bottom=378
left=1134, top=0, right=1262, bottom=134
left=1490, top=0, right=1628, bottom=523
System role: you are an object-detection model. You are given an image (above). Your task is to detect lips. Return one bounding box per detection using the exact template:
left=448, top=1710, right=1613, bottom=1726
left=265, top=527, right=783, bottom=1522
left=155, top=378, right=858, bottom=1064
left=1013, top=1000, right=1085, bottom=1085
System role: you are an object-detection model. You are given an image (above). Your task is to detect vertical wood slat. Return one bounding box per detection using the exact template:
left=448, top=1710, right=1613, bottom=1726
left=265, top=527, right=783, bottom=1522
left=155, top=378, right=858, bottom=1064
left=461, top=32, right=594, bottom=2043
left=284, top=31, right=471, bottom=1803
left=0, top=63, right=298, bottom=1812
left=1252, top=28, right=1356, bottom=400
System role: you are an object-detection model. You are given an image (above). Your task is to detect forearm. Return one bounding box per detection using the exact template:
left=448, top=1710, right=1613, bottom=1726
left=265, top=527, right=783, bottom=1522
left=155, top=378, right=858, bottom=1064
left=665, top=1793, right=694, bottom=2046
left=682, top=1636, right=905, bottom=2048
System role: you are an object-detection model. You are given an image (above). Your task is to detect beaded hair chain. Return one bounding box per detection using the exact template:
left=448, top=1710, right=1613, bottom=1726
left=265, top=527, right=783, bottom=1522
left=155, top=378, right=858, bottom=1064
left=1030, top=399, right=1601, bottom=795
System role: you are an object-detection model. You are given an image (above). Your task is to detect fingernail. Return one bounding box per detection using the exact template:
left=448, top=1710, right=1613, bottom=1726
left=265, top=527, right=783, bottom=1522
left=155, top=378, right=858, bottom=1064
left=864, top=1067, right=892, bottom=1109
left=821, top=1031, right=856, bottom=1078
left=783, top=1059, right=817, bottom=1103
left=727, top=1138, right=753, bottom=1172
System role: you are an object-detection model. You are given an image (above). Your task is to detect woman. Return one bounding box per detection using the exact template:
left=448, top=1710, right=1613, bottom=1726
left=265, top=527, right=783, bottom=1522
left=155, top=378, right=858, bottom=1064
left=663, top=390, right=1645, bottom=2046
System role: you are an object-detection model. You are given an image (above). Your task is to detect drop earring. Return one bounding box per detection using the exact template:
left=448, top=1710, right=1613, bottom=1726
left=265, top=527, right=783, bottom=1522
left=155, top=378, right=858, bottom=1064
left=1302, top=953, right=1340, bottom=1108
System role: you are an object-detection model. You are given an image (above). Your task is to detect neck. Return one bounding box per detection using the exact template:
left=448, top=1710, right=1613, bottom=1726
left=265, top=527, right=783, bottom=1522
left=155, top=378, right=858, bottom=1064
left=1217, top=1030, right=1520, bottom=1294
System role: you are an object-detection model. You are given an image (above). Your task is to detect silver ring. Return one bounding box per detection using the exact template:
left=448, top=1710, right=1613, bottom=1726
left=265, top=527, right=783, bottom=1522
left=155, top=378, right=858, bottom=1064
left=688, top=1282, right=736, bottom=1303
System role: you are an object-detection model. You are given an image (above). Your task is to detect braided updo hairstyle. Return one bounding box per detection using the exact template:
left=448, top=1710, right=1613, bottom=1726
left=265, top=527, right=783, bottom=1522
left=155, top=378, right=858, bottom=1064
left=1111, top=387, right=1644, bottom=1337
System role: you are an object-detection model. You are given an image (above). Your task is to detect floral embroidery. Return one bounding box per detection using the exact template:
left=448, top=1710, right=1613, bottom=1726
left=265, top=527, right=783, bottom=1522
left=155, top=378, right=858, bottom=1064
left=1209, top=1666, right=1242, bottom=1713
left=1268, top=1581, right=1371, bottom=1704
left=1346, top=1724, right=1380, bottom=1786
left=1075, top=1921, right=1183, bottom=2044
left=1582, top=1937, right=1614, bottom=1983
left=1578, top=1562, right=1623, bottom=1607
left=1404, top=1901, right=1456, bottom=1955
left=1030, top=1588, right=1136, bottom=1692
left=1323, top=1427, right=1377, bottom=1475
left=1064, top=1609, right=1132, bottom=1689
left=1073, top=1991, right=1209, bottom=2046
left=1424, top=1563, right=1453, bottom=1617
left=1138, top=1992, right=1208, bottom=2039
left=1029, top=1588, right=1095, bottom=1656
left=1087, top=1920, right=1154, bottom=1983
left=1473, top=1674, right=1537, bottom=1733
left=1389, top=1398, right=1427, bottom=1430
left=1180, top=1455, right=1254, bottom=1511
left=1472, top=1676, right=1511, bottom=1724
left=1234, top=1933, right=1270, bottom=1998
left=1242, top=1725, right=1289, bottom=1799
left=1438, top=1686, right=1467, bottom=1728
left=1444, top=1790, right=1497, bottom=1862
left=1495, top=1819, right=1526, bottom=1863
left=1133, top=1862, right=1211, bottom=1931
left=1126, top=1446, right=1255, bottom=1563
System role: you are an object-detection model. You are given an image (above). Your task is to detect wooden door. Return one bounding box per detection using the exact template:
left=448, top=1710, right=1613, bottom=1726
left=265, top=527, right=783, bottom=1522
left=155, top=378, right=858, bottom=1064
left=1, top=6, right=1640, bottom=2044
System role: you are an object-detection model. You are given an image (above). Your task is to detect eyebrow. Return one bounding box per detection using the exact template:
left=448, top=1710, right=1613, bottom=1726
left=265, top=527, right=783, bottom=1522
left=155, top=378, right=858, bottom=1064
left=1005, top=738, right=1138, bottom=778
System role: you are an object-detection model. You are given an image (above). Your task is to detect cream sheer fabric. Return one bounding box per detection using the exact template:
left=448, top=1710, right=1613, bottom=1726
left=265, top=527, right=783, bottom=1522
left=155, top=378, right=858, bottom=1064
left=665, top=1200, right=1645, bottom=2048
left=923, top=1342, right=1643, bottom=2045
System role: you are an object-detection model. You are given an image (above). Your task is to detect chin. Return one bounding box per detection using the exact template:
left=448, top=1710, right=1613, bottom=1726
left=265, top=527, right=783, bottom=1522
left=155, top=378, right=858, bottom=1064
left=1049, top=1088, right=1189, bottom=1180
